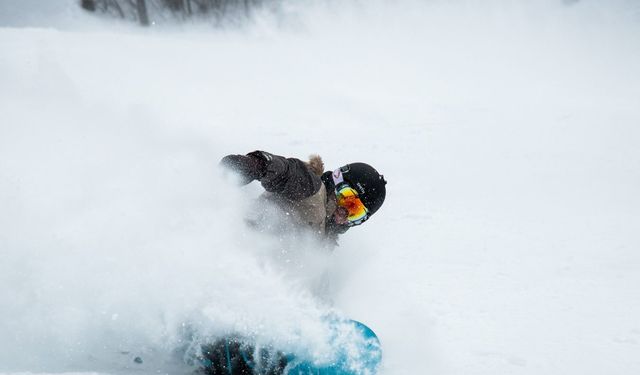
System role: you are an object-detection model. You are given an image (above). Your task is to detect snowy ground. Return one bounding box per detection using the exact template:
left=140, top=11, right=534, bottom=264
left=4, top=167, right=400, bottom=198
left=1, top=0, right=640, bottom=374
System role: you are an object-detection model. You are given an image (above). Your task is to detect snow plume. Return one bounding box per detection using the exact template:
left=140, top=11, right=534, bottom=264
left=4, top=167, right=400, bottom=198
left=0, top=78, right=335, bottom=371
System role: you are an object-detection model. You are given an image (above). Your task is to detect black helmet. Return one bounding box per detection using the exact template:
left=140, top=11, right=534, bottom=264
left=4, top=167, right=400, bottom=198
left=338, top=162, right=387, bottom=216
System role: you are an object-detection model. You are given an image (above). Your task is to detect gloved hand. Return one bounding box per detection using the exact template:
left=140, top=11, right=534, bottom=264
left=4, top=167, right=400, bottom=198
left=220, top=154, right=266, bottom=185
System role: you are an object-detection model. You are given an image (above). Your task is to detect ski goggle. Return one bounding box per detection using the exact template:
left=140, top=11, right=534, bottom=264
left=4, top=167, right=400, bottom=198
left=336, top=184, right=369, bottom=226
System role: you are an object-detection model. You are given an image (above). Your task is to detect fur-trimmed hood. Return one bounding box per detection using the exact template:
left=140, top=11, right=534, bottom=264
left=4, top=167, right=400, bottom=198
left=306, top=154, right=324, bottom=176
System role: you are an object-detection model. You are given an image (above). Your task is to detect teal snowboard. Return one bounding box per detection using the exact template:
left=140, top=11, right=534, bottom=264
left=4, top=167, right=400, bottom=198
left=197, top=319, right=382, bottom=375
left=285, top=320, right=382, bottom=374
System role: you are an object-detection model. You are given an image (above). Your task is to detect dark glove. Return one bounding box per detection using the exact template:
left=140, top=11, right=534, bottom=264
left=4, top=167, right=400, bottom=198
left=220, top=154, right=266, bottom=185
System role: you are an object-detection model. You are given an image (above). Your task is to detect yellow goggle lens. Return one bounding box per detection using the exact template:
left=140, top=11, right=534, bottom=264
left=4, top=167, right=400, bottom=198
left=336, top=186, right=368, bottom=223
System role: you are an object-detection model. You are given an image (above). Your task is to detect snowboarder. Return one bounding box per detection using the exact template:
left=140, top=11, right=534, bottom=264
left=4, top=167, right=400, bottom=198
left=220, top=151, right=386, bottom=245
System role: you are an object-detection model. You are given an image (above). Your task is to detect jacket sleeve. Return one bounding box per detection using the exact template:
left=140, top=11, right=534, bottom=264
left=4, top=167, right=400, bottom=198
left=248, top=151, right=322, bottom=201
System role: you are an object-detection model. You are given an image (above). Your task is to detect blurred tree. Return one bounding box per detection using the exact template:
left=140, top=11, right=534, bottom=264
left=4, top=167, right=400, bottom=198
left=80, top=0, right=271, bottom=25
left=136, top=0, right=150, bottom=25
left=81, top=0, right=96, bottom=12
left=163, top=0, right=185, bottom=11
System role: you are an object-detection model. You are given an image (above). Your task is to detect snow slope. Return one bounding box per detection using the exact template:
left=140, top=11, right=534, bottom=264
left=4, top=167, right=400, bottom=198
left=1, top=1, right=640, bottom=374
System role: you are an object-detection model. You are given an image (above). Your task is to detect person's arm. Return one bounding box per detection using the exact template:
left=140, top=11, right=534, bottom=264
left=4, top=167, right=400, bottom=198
left=220, top=151, right=321, bottom=201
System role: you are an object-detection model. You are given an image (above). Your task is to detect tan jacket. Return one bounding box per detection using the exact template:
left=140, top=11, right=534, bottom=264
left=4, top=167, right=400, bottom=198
left=250, top=152, right=341, bottom=240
